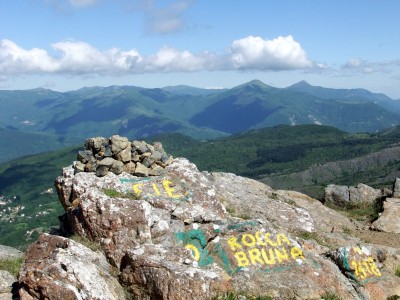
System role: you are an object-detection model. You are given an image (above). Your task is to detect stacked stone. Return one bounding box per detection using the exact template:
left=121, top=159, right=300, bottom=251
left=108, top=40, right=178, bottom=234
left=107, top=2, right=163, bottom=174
left=74, top=135, right=173, bottom=177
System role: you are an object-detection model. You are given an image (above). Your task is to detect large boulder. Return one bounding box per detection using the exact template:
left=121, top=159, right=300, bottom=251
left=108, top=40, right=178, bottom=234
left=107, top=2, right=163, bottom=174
left=324, top=184, right=350, bottom=206
left=371, top=198, right=400, bottom=233
left=20, top=138, right=400, bottom=299
left=325, top=183, right=382, bottom=207
left=18, top=233, right=126, bottom=300
left=349, top=183, right=382, bottom=204
left=0, top=245, right=22, bottom=300
left=0, top=245, right=23, bottom=260
left=0, top=270, right=16, bottom=300
left=393, top=178, right=400, bottom=198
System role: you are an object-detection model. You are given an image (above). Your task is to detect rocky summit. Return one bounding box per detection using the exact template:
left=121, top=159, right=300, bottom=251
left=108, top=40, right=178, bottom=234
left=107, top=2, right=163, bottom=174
left=13, top=136, right=400, bottom=299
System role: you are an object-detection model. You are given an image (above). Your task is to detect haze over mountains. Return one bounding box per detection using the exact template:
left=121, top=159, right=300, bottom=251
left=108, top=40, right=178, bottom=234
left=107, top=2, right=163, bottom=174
left=1, top=79, right=400, bottom=163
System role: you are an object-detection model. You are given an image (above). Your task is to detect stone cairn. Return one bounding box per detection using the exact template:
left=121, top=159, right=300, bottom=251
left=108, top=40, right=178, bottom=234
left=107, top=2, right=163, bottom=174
left=74, top=135, right=173, bottom=177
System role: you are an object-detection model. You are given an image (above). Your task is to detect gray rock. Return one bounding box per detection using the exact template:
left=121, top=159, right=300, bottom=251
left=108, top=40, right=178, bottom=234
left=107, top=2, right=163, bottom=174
left=142, top=156, right=155, bottom=168
left=349, top=183, right=381, bottom=204
left=149, top=164, right=166, bottom=176
left=96, top=165, right=109, bottom=177
left=77, top=150, right=94, bottom=164
left=18, top=234, right=126, bottom=300
left=110, top=135, right=130, bottom=155
left=123, top=161, right=136, bottom=174
left=326, top=183, right=381, bottom=207
left=135, top=162, right=150, bottom=177
left=131, top=140, right=149, bottom=154
left=324, top=184, right=349, bottom=206
left=98, top=157, right=115, bottom=167
left=85, top=137, right=107, bottom=153
left=371, top=198, right=400, bottom=233
left=49, top=137, right=400, bottom=299
left=393, top=177, right=400, bottom=198
left=73, top=160, right=85, bottom=173
left=115, top=146, right=131, bottom=162
left=0, top=245, right=23, bottom=260
left=110, top=160, right=124, bottom=175
left=0, top=270, right=15, bottom=300
left=52, top=158, right=367, bottom=299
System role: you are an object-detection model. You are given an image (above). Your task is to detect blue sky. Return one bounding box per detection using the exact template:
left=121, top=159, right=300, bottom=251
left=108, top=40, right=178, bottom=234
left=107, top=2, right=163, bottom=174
left=1, top=0, right=400, bottom=98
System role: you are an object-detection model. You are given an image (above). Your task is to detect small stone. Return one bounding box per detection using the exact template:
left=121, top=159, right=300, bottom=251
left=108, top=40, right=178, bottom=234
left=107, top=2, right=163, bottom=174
left=98, top=157, right=116, bottom=167
left=123, top=162, right=136, bottom=174
left=135, top=162, right=150, bottom=177
left=116, top=146, right=132, bottom=162
left=149, top=165, right=166, bottom=176
left=132, top=141, right=149, bottom=154
left=142, top=156, right=155, bottom=168
left=96, top=165, right=109, bottom=177
left=74, top=161, right=85, bottom=173
left=77, top=150, right=94, bottom=164
left=85, top=137, right=107, bottom=153
left=110, top=135, right=130, bottom=154
left=110, top=160, right=124, bottom=175
left=150, top=150, right=163, bottom=161
left=85, top=161, right=97, bottom=172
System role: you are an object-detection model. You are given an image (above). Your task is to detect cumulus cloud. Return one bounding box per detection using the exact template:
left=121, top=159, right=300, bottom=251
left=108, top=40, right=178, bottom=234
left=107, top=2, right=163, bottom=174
left=0, top=39, right=142, bottom=75
left=229, top=35, right=314, bottom=70
left=0, top=39, right=57, bottom=74
left=0, top=36, right=316, bottom=77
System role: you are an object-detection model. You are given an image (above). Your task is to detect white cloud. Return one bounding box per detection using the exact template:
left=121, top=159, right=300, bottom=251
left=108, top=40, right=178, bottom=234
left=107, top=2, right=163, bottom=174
left=0, top=39, right=57, bottom=74
left=69, top=0, right=99, bottom=7
left=69, top=0, right=98, bottom=7
left=342, top=58, right=400, bottom=74
left=142, top=46, right=214, bottom=72
left=136, top=0, right=194, bottom=34
left=229, top=35, right=313, bottom=70
left=0, top=36, right=316, bottom=77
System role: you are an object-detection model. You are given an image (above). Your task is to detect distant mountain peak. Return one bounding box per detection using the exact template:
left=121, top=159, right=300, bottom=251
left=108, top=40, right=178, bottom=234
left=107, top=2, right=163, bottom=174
left=234, top=79, right=271, bottom=90
left=288, top=80, right=312, bottom=89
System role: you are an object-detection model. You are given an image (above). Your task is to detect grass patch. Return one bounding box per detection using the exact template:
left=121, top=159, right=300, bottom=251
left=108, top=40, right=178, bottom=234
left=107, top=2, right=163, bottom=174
left=213, top=293, right=272, bottom=300
left=295, top=230, right=331, bottom=249
left=387, top=296, right=400, bottom=300
left=238, top=214, right=252, bottom=220
left=326, top=201, right=381, bottom=223
left=342, top=226, right=352, bottom=235
left=395, top=265, right=400, bottom=277
left=102, top=188, right=140, bottom=200
left=321, top=292, right=342, bottom=300
left=226, top=206, right=236, bottom=215
left=0, top=257, right=24, bottom=277
left=69, top=234, right=103, bottom=252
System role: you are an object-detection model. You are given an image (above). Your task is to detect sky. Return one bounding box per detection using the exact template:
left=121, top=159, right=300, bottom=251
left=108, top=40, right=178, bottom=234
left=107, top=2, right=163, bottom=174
left=1, top=0, right=400, bottom=98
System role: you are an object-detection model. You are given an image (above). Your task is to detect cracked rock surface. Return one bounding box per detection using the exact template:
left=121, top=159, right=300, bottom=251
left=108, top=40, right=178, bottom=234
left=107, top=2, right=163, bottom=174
left=17, top=138, right=400, bottom=299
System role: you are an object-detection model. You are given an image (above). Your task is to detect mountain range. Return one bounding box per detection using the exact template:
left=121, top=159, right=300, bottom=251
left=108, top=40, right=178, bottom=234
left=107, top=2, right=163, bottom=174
left=1, top=80, right=400, bottom=163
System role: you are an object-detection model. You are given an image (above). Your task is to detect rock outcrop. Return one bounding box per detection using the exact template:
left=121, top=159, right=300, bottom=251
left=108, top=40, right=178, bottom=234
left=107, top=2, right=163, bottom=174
left=0, top=270, right=16, bottom=300
left=393, top=177, right=400, bottom=198
left=325, top=183, right=382, bottom=207
left=18, top=234, right=126, bottom=300
left=371, top=198, right=400, bottom=234
left=0, top=245, right=23, bottom=300
left=17, top=136, right=400, bottom=299
left=0, top=245, right=23, bottom=260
